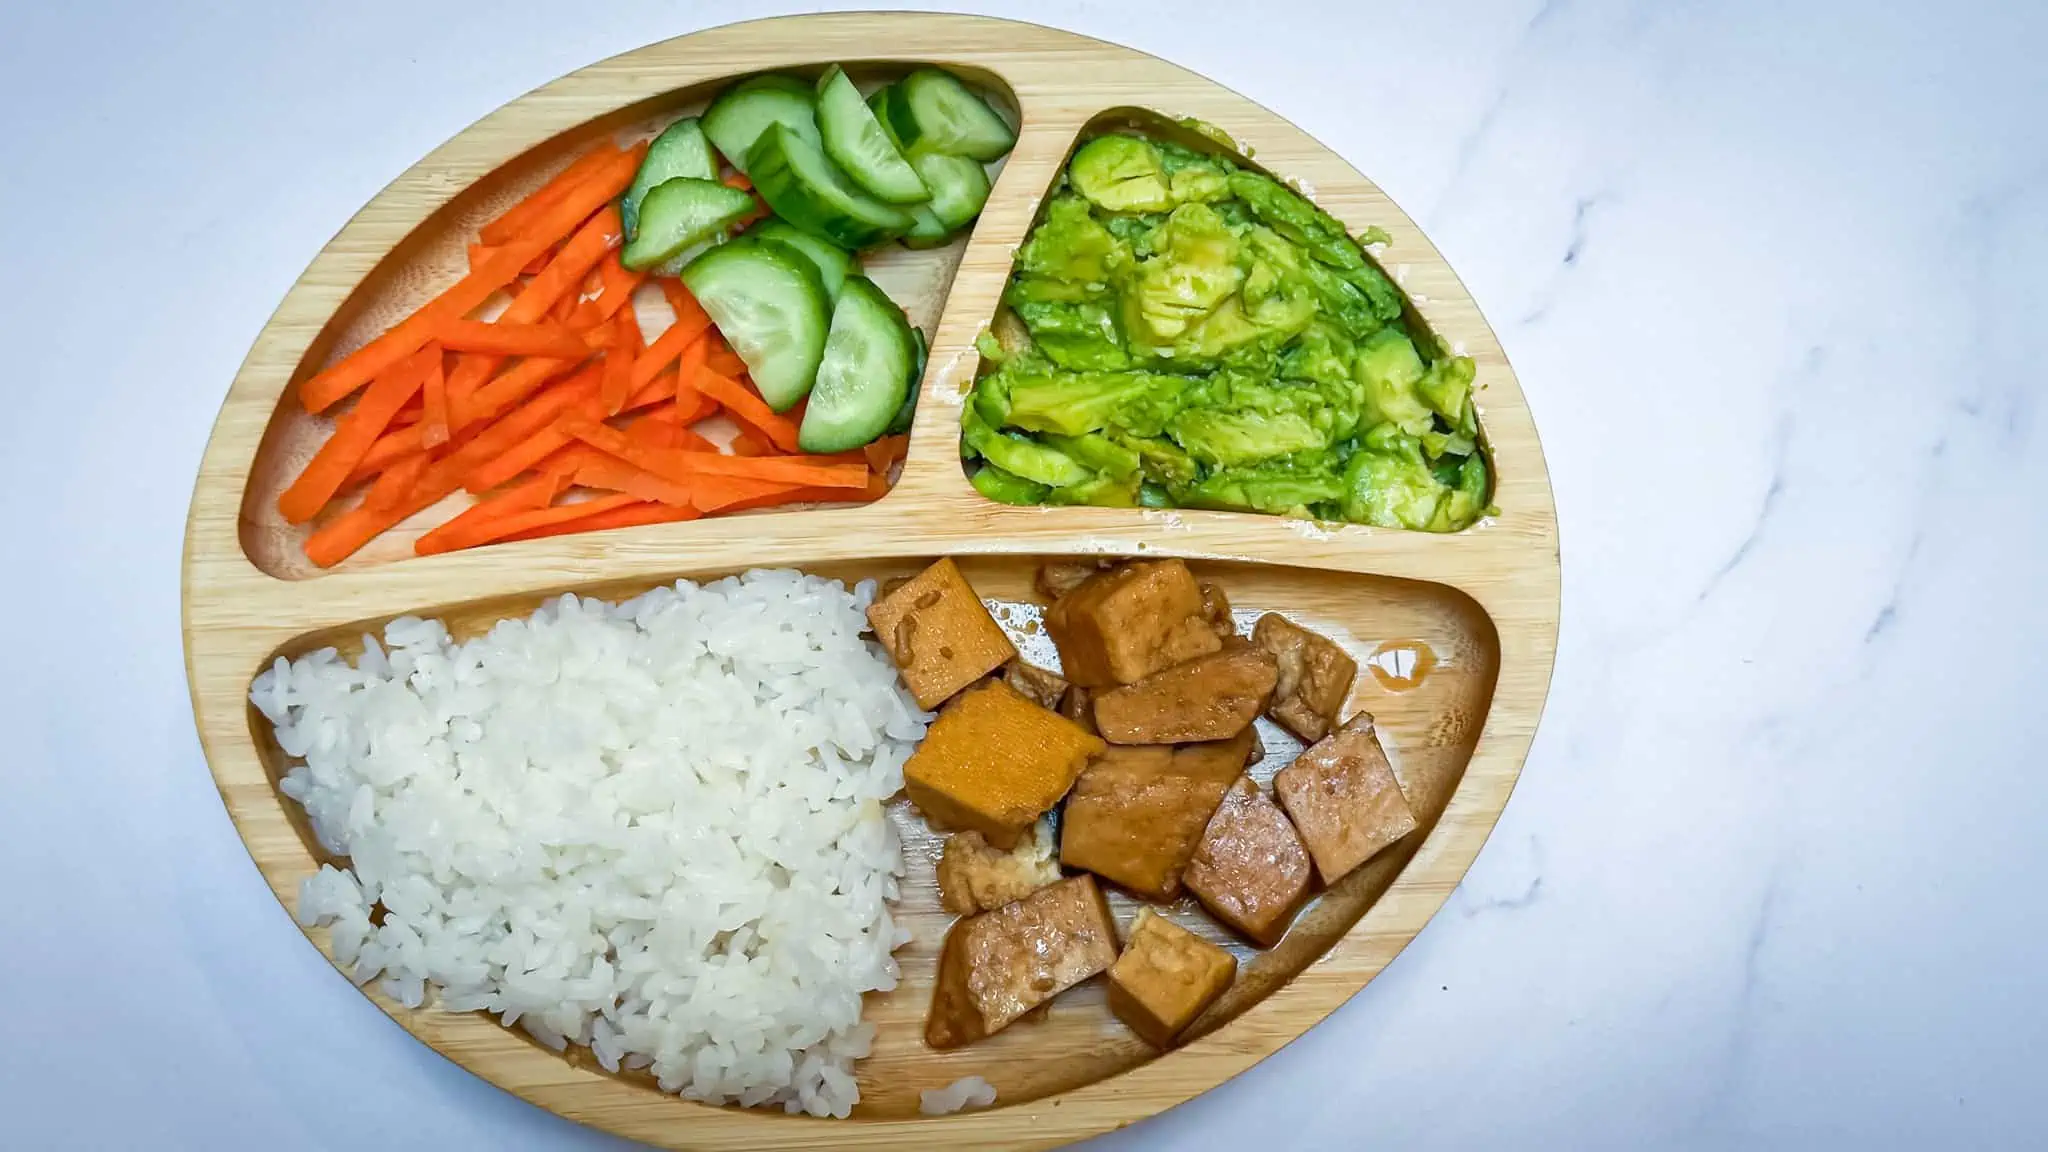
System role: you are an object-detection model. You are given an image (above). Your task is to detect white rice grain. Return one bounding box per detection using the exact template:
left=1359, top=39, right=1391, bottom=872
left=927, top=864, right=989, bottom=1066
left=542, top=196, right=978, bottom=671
left=920, top=1075, right=999, bottom=1115
left=253, top=570, right=929, bottom=1118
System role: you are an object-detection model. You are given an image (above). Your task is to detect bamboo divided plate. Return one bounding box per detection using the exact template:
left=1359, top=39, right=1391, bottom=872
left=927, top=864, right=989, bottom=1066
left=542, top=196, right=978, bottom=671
left=183, top=12, right=1558, bottom=1150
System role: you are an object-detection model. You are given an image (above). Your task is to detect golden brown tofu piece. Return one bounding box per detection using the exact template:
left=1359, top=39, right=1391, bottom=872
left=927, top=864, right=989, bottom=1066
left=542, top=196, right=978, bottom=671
left=926, top=874, right=1120, bottom=1048
left=1058, top=727, right=1250, bottom=898
left=904, top=681, right=1104, bottom=849
left=1251, top=613, right=1359, bottom=743
left=868, top=558, right=1018, bottom=710
left=1273, top=713, right=1417, bottom=884
left=1093, top=646, right=1278, bottom=745
left=1183, top=776, right=1314, bottom=946
left=1108, top=909, right=1238, bottom=1047
left=1035, top=560, right=1108, bottom=602
left=1003, top=659, right=1069, bottom=711
left=1245, top=726, right=1267, bottom=767
left=938, top=822, right=1059, bottom=915
left=1060, top=684, right=1098, bottom=736
left=1045, top=560, right=1221, bottom=688
left=1199, top=582, right=1236, bottom=641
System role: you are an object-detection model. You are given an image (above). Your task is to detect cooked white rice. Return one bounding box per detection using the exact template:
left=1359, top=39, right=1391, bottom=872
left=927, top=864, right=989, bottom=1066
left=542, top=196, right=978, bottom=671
left=920, top=1075, right=998, bottom=1115
left=251, top=570, right=929, bottom=1118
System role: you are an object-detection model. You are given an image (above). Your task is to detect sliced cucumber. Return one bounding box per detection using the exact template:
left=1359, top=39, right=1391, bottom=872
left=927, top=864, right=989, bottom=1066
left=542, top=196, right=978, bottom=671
left=701, top=75, right=820, bottom=177
left=621, top=117, right=718, bottom=238
left=747, top=122, right=913, bottom=248
left=914, top=153, right=991, bottom=229
left=901, top=205, right=951, bottom=249
left=888, top=326, right=926, bottom=434
left=883, top=69, right=1017, bottom=161
left=815, top=66, right=929, bottom=205
left=621, top=178, right=757, bottom=271
left=744, top=217, right=854, bottom=301
left=679, top=240, right=831, bottom=411
left=798, top=276, right=916, bottom=453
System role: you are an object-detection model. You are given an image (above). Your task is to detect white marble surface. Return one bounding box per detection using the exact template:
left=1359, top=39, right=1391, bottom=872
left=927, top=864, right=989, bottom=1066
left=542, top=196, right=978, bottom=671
left=3, top=0, right=2044, bottom=1147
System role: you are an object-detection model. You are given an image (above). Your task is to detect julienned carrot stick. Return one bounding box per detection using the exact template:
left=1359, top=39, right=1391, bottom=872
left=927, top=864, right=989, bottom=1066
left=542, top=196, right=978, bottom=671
left=419, top=346, right=451, bottom=448
left=594, top=254, right=644, bottom=321
left=498, top=498, right=700, bottom=543
left=458, top=354, right=584, bottom=428
left=460, top=368, right=672, bottom=495
left=366, top=450, right=432, bottom=513
left=864, top=434, right=909, bottom=475
left=673, top=385, right=718, bottom=425
left=656, top=278, right=700, bottom=327
left=559, top=416, right=869, bottom=489
left=417, top=493, right=642, bottom=556
left=299, top=240, right=544, bottom=413
left=699, top=471, right=891, bottom=514
left=279, top=344, right=438, bottom=523
left=305, top=371, right=601, bottom=568
left=729, top=427, right=776, bottom=457
left=445, top=205, right=625, bottom=408
left=505, top=143, right=646, bottom=252
left=478, top=144, right=621, bottom=246
left=630, top=301, right=713, bottom=390
left=433, top=319, right=595, bottom=359
left=601, top=307, right=641, bottom=415
left=705, top=339, right=748, bottom=377
left=573, top=455, right=697, bottom=506
left=690, top=371, right=800, bottom=453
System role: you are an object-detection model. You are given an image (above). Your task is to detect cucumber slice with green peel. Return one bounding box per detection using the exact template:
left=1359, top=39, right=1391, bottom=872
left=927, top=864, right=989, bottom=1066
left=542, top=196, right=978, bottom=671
left=970, top=464, right=1050, bottom=504
left=701, top=75, right=821, bottom=177
left=679, top=239, right=831, bottom=411
left=747, top=122, right=914, bottom=248
left=744, top=217, right=854, bottom=301
left=797, top=276, right=916, bottom=453
left=816, top=66, right=929, bottom=205
left=913, top=153, right=991, bottom=229
left=621, top=117, right=718, bottom=238
left=621, top=178, right=757, bottom=271
left=888, top=326, right=927, bottom=434
left=883, top=69, right=1017, bottom=161
left=901, top=205, right=951, bottom=249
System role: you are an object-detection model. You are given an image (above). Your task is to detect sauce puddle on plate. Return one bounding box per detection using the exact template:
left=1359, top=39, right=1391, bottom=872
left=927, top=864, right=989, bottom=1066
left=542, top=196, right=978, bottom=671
left=1366, top=639, right=1435, bottom=692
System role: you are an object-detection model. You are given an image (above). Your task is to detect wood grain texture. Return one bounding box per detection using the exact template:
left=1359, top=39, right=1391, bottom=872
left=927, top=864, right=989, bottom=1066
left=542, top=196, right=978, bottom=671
left=183, top=13, right=1559, bottom=1150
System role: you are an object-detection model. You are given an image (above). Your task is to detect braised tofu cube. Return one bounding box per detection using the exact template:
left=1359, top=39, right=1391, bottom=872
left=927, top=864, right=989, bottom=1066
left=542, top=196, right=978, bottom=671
left=1199, top=582, right=1237, bottom=641
left=926, top=874, right=1120, bottom=1048
left=1183, top=776, right=1314, bottom=946
left=1251, top=613, right=1359, bottom=743
left=1046, top=560, right=1221, bottom=687
left=1003, top=659, right=1069, bottom=711
left=1035, top=559, right=1108, bottom=602
left=1093, top=646, right=1278, bottom=744
left=868, top=558, right=1017, bottom=710
left=905, top=681, right=1103, bottom=849
left=1273, top=713, right=1417, bottom=884
left=1108, top=909, right=1238, bottom=1048
left=938, top=821, right=1059, bottom=915
left=1058, top=727, right=1250, bottom=898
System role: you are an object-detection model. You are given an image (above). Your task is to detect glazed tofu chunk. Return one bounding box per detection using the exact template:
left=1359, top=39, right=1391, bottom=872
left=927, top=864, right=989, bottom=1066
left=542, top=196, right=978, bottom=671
left=1273, top=713, right=1417, bottom=884
left=1092, top=646, right=1278, bottom=744
left=905, top=681, right=1104, bottom=849
left=938, top=822, right=1060, bottom=915
left=1182, top=776, right=1314, bottom=947
left=868, top=558, right=1018, bottom=710
left=926, top=875, right=1120, bottom=1048
left=1058, top=728, right=1251, bottom=898
left=1046, top=560, right=1221, bottom=687
left=1251, top=613, right=1358, bottom=743
left=1108, top=909, right=1238, bottom=1048
left=1003, top=659, right=1070, bottom=711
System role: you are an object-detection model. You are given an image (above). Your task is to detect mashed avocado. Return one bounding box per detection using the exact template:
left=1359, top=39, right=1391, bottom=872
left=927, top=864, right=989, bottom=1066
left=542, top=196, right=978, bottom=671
left=963, top=132, right=1491, bottom=530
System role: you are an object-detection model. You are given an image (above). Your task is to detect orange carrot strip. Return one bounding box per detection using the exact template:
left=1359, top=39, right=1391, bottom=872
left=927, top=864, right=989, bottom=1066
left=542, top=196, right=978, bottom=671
left=458, top=355, right=585, bottom=428
left=691, top=371, right=801, bottom=453
left=478, top=144, right=622, bottom=246
left=349, top=437, right=423, bottom=485
left=704, top=338, right=748, bottom=377
left=304, top=372, right=601, bottom=568
left=729, top=427, right=777, bottom=457
left=434, top=319, right=594, bottom=359
left=499, top=499, right=701, bottom=542
left=366, top=450, right=433, bottom=513
left=501, top=144, right=645, bottom=251
left=656, top=278, right=697, bottom=325
left=448, top=205, right=627, bottom=405
left=630, top=307, right=713, bottom=390
left=600, top=307, right=641, bottom=415
left=701, top=471, right=892, bottom=514
left=418, top=346, right=451, bottom=448
left=864, top=434, right=910, bottom=475
left=299, top=241, right=544, bottom=413
left=279, top=344, right=438, bottom=523
left=560, top=416, right=869, bottom=488
left=417, top=493, right=642, bottom=556
left=593, top=254, right=645, bottom=320
left=722, top=172, right=753, bottom=193
left=673, top=386, right=719, bottom=425
left=572, top=455, right=697, bottom=506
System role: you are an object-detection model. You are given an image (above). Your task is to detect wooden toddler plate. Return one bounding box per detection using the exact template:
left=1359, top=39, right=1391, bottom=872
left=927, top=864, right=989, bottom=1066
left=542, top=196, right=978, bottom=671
left=183, top=12, right=1558, bottom=1150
